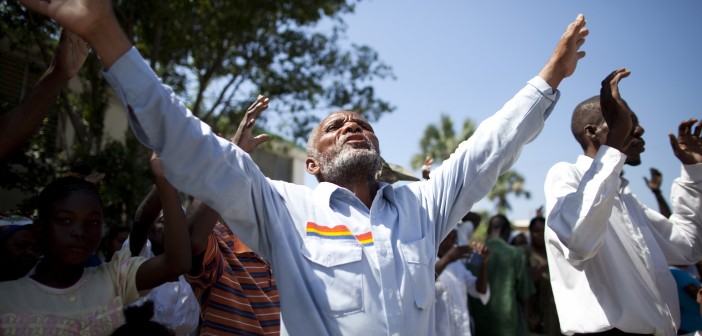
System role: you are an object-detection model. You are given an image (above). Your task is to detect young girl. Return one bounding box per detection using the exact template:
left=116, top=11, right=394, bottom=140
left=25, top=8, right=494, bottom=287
left=0, top=156, right=191, bottom=335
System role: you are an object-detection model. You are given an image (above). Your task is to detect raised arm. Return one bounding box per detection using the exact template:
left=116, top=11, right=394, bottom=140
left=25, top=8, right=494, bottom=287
left=129, top=184, right=162, bottom=257
left=187, top=96, right=269, bottom=265
left=135, top=153, right=191, bottom=291
left=669, top=118, right=702, bottom=166
left=0, top=30, right=88, bottom=160
left=421, top=15, right=588, bottom=243
left=537, top=14, right=588, bottom=91
left=644, top=168, right=671, bottom=218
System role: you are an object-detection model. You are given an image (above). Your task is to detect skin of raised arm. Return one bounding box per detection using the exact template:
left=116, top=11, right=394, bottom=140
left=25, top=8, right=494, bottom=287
left=0, top=30, right=88, bottom=160
left=135, top=153, right=191, bottom=291
left=187, top=95, right=270, bottom=264
left=537, top=14, right=589, bottom=91
left=130, top=185, right=162, bottom=256
left=473, top=243, right=490, bottom=294
left=600, top=68, right=634, bottom=150
left=435, top=245, right=471, bottom=279
left=19, top=0, right=131, bottom=69
left=644, top=168, right=671, bottom=218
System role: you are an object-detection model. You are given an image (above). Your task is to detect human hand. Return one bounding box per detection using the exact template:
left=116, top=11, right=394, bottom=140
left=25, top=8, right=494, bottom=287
left=20, top=0, right=115, bottom=40
left=231, top=95, right=270, bottom=153
left=421, top=156, right=433, bottom=180
left=600, top=68, right=633, bottom=150
left=20, top=0, right=130, bottom=69
left=445, top=245, right=472, bottom=263
left=538, top=14, right=588, bottom=90
left=535, top=206, right=544, bottom=218
left=51, top=30, right=89, bottom=81
left=669, top=118, right=702, bottom=165
left=644, top=168, right=663, bottom=192
left=149, top=152, right=166, bottom=181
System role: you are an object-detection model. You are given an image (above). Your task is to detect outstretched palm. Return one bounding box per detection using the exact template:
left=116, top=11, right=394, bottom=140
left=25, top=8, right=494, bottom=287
left=670, top=118, right=702, bottom=164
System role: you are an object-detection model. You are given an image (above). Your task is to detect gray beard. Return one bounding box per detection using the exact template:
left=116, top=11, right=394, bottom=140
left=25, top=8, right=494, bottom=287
left=318, top=145, right=380, bottom=185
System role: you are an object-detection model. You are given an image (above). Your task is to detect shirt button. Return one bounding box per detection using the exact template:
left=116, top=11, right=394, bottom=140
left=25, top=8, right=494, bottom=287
left=68, top=296, right=77, bottom=303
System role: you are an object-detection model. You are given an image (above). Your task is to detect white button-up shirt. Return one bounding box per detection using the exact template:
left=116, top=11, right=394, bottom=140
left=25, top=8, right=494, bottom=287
left=544, top=146, right=702, bottom=335
left=104, top=47, right=558, bottom=335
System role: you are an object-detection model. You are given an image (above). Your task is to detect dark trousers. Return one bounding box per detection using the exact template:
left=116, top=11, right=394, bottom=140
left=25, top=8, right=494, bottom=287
left=574, top=328, right=652, bottom=336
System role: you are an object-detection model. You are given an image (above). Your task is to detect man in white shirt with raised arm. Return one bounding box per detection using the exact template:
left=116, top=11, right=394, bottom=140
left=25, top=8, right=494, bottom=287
left=544, top=69, right=702, bottom=335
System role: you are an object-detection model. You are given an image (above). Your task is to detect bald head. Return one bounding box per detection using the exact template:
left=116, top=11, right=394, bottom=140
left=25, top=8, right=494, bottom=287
left=571, top=95, right=604, bottom=151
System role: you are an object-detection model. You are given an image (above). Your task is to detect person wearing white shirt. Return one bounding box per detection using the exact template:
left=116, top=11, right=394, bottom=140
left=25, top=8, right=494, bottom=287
left=18, top=0, right=590, bottom=334
left=435, top=229, right=490, bottom=336
left=544, top=69, right=702, bottom=335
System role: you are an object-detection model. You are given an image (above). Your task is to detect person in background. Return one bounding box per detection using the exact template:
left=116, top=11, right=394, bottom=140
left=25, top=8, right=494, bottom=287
left=184, top=96, right=280, bottom=335
left=670, top=266, right=702, bottom=335
left=99, top=225, right=130, bottom=262
left=111, top=300, right=175, bottom=336
left=121, top=154, right=200, bottom=336
left=527, top=216, right=562, bottom=335
left=471, top=214, right=534, bottom=336
left=644, top=168, right=672, bottom=219
left=544, top=68, right=702, bottom=335
left=0, top=214, right=39, bottom=281
left=435, top=229, right=490, bottom=336
left=0, top=155, right=192, bottom=335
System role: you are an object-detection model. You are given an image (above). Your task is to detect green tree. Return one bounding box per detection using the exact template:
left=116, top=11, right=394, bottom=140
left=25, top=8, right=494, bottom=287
left=413, top=114, right=529, bottom=214
left=487, top=171, right=530, bottom=214
left=0, top=0, right=395, bottom=226
left=411, top=114, right=476, bottom=169
left=118, top=0, right=395, bottom=140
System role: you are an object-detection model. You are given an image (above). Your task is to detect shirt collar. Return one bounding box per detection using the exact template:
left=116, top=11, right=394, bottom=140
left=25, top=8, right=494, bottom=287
left=312, top=181, right=396, bottom=207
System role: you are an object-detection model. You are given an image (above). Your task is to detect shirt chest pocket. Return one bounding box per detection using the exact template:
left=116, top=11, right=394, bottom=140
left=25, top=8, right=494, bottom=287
left=302, top=238, right=364, bottom=316
left=400, top=236, right=435, bottom=310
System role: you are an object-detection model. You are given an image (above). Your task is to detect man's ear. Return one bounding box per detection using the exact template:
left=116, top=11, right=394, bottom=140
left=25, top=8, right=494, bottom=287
left=584, top=124, right=598, bottom=143
left=306, top=157, right=320, bottom=175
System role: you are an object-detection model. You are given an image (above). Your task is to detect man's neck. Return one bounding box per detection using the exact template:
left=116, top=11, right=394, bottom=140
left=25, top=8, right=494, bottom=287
left=337, top=180, right=379, bottom=209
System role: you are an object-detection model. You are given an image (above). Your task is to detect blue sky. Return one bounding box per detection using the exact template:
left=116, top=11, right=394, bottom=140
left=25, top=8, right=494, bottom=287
left=322, top=0, right=702, bottom=221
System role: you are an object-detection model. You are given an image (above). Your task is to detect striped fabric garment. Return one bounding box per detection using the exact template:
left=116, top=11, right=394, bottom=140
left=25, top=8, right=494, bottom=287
left=186, top=222, right=280, bottom=335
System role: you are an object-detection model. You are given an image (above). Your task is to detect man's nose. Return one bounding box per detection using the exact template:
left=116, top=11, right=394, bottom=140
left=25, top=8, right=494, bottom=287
left=633, top=124, right=644, bottom=137
left=341, top=122, right=362, bottom=133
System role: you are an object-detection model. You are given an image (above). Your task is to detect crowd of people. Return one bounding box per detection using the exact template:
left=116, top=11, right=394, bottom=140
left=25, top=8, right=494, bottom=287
left=1, top=0, right=701, bottom=335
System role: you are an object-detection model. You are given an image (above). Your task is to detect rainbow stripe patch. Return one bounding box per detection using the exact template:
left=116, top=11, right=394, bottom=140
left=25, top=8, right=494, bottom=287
left=306, top=222, right=374, bottom=246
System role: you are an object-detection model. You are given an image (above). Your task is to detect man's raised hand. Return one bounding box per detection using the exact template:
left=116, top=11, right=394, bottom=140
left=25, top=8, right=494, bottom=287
left=669, top=118, right=702, bottom=165
left=538, top=14, right=589, bottom=90
left=20, top=0, right=131, bottom=69
left=600, top=68, right=633, bottom=151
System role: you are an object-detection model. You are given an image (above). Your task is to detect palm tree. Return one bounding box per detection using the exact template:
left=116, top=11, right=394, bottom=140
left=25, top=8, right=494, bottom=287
left=413, top=114, right=529, bottom=214
left=411, top=114, right=476, bottom=169
left=487, top=171, right=530, bottom=214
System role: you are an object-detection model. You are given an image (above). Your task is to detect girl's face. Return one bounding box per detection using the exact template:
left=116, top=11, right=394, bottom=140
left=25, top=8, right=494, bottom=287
left=43, top=190, right=103, bottom=265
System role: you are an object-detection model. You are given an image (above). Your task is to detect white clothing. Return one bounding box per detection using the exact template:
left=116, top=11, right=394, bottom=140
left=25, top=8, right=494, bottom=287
left=103, top=47, right=558, bottom=336
left=435, top=261, right=489, bottom=336
left=544, top=146, right=702, bottom=335
left=122, top=239, right=200, bottom=336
